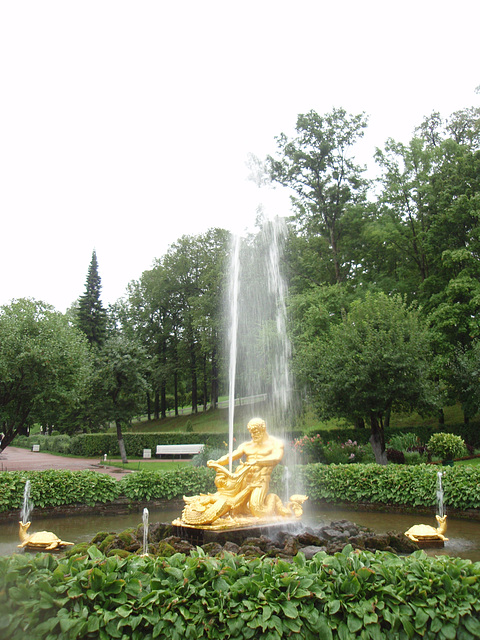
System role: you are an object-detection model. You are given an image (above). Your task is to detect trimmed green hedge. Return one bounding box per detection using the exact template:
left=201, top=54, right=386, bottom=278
left=13, top=432, right=230, bottom=457
left=1, top=545, right=480, bottom=639
left=119, top=467, right=216, bottom=501
left=0, top=467, right=216, bottom=513
left=0, top=470, right=121, bottom=513
left=2, top=463, right=480, bottom=514
left=301, top=463, right=480, bottom=511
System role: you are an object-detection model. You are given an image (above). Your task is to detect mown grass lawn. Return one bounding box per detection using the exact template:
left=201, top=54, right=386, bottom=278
left=104, top=459, right=193, bottom=472
left=452, top=456, right=480, bottom=467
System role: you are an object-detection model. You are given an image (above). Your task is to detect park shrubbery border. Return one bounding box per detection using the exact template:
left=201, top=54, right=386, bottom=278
left=307, top=420, right=480, bottom=449
left=2, top=463, right=480, bottom=514
left=13, top=432, right=230, bottom=457
left=13, top=421, right=480, bottom=458
left=1, top=544, right=480, bottom=639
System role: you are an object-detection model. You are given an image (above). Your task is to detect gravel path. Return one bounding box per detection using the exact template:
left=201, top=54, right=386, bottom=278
left=0, top=446, right=130, bottom=479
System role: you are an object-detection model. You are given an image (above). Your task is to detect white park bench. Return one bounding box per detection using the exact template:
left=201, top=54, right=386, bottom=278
left=32, top=444, right=40, bottom=452
left=155, top=444, right=204, bottom=458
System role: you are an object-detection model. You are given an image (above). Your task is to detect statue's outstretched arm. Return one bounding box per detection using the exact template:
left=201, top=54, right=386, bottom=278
left=207, top=446, right=244, bottom=467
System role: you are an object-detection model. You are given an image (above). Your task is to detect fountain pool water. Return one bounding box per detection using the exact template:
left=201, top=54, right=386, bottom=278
left=1, top=505, right=479, bottom=561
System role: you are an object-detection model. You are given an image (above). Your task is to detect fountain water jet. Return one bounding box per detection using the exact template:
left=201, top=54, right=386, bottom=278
left=226, top=217, right=295, bottom=442
left=173, top=218, right=307, bottom=534
left=18, top=479, right=73, bottom=551
left=20, top=479, right=33, bottom=525
left=141, top=508, right=149, bottom=556
left=227, top=234, right=241, bottom=472
left=437, top=470, right=445, bottom=518
left=404, top=471, right=448, bottom=548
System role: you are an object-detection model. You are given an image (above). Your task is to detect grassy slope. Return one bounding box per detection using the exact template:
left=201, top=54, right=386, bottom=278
left=119, top=402, right=467, bottom=435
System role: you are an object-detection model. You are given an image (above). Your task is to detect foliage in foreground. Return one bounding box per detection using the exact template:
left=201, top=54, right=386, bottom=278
left=1, top=545, right=480, bottom=640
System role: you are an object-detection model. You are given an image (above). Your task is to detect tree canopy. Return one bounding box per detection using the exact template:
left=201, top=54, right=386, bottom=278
left=294, top=292, right=438, bottom=463
left=2, top=101, right=480, bottom=449
left=0, top=299, right=92, bottom=450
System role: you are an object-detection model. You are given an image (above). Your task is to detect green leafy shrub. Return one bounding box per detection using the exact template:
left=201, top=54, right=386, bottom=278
left=300, top=462, right=480, bottom=510
left=304, top=421, right=480, bottom=450
left=2, top=546, right=480, bottom=639
left=427, top=432, right=467, bottom=461
left=404, top=450, right=427, bottom=465
left=323, top=439, right=370, bottom=464
left=118, top=466, right=216, bottom=501
left=0, top=469, right=120, bottom=513
left=387, top=432, right=420, bottom=451
left=294, top=436, right=371, bottom=464
left=192, top=445, right=227, bottom=467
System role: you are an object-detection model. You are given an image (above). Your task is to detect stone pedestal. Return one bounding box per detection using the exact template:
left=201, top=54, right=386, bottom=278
left=414, top=538, right=445, bottom=549
left=172, top=518, right=299, bottom=546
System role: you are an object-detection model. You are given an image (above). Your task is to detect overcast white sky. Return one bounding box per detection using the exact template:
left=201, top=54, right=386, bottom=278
left=1, top=0, right=478, bottom=311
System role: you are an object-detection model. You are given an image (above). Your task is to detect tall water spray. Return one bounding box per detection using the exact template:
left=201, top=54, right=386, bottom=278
left=20, top=480, right=33, bottom=524
left=226, top=217, right=294, bottom=459
left=436, top=471, right=445, bottom=519
left=142, top=508, right=149, bottom=556
left=227, top=235, right=241, bottom=472
left=265, top=217, right=292, bottom=418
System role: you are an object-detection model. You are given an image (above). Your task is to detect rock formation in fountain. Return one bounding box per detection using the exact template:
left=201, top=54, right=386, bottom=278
left=67, top=518, right=420, bottom=560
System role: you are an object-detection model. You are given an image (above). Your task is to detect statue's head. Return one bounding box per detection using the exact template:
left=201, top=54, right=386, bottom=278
left=247, top=418, right=267, bottom=442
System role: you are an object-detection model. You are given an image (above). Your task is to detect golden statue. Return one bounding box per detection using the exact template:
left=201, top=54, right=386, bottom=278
left=175, top=418, right=308, bottom=528
left=404, top=515, right=448, bottom=543
left=18, top=521, right=74, bottom=551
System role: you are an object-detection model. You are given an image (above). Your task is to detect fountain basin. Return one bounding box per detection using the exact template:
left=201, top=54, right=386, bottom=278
left=172, top=519, right=300, bottom=546
left=2, top=503, right=480, bottom=561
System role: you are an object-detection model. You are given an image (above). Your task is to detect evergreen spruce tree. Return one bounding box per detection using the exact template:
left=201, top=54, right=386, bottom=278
left=77, top=250, right=107, bottom=346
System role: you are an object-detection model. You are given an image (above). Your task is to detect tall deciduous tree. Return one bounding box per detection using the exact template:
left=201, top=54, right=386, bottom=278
left=294, top=292, right=438, bottom=463
left=124, top=228, right=229, bottom=419
left=267, top=108, right=369, bottom=285
left=94, top=334, right=149, bottom=463
left=0, top=299, right=92, bottom=451
left=77, top=250, right=107, bottom=346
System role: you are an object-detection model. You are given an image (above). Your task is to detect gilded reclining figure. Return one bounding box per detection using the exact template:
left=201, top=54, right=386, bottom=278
left=180, top=418, right=307, bottom=526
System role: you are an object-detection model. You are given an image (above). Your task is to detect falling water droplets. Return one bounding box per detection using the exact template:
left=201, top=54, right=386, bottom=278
left=142, top=508, right=149, bottom=556
left=437, top=471, right=445, bottom=518
left=20, top=480, right=33, bottom=524
left=226, top=216, right=296, bottom=468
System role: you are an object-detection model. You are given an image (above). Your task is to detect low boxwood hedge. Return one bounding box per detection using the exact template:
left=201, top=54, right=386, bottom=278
left=2, top=463, right=480, bottom=514
left=1, top=545, right=479, bottom=639
left=0, top=470, right=122, bottom=513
